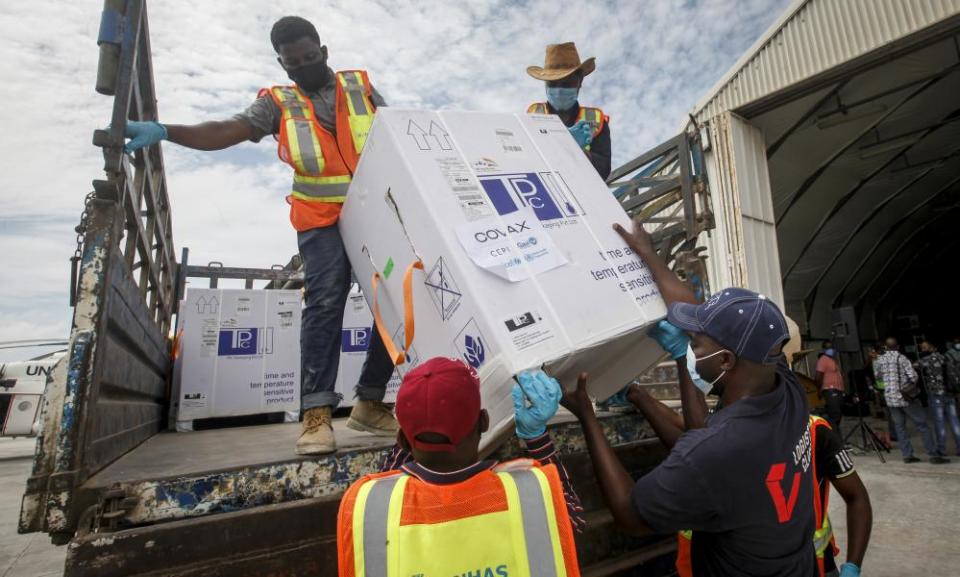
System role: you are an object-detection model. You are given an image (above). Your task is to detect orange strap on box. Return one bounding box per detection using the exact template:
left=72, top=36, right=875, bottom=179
left=371, top=260, right=424, bottom=366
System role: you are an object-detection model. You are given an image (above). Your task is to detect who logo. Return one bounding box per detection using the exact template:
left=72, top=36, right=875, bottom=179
left=478, top=172, right=583, bottom=221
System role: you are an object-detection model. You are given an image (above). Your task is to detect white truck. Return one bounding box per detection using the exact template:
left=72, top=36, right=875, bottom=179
left=0, top=350, right=66, bottom=437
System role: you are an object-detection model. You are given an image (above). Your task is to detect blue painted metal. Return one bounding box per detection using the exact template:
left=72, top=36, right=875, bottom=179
left=97, top=8, right=125, bottom=46
left=99, top=414, right=658, bottom=528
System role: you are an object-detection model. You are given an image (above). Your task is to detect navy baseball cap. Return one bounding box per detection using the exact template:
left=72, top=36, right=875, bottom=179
left=667, top=288, right=789, bottom=365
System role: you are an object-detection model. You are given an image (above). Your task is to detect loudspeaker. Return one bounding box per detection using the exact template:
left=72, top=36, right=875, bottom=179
left=831, top=307, right=861, bottom=353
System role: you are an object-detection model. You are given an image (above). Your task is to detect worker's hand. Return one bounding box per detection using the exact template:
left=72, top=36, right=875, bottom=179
left=560, top=373, right=594, bottom=421
left=625, top=382, right=648, bottom=407
left=648, top=320, right=689, bottom=360
left=568, top=121, right=594, bottom=148
left=613, top=218, right=655, bottom=257
left=513, top=371, right=563, bottom=439
left=839, top=562, right=861, bottom=577
left=123, top=121, right=168, bottom=153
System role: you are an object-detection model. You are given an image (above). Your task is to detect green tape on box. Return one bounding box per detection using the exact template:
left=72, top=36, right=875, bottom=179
left=383, top=257, right=395, bottom=279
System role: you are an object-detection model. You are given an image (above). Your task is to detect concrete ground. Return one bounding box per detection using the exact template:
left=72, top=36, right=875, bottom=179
left=1, top=418, right=959, bottom=577
left=0, top=437, right=65, bottom=577
left=829, top=417, right=960, bottom=577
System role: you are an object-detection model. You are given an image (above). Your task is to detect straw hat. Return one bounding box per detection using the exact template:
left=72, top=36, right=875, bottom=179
left=527, top=42, right=596, bottom=82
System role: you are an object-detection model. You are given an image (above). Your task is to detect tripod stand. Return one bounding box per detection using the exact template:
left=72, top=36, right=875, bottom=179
left=844, top=394, right=890, bottom=463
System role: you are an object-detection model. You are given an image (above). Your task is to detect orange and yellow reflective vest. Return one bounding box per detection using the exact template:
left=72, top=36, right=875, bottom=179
left=337, top=459, right=581, bottom=577
left=809, top=415, right=841, bottom=577
left=261, top=70, right=376, bottom=231
left=526, top=102, right=608, bottom=151
left=675, top=416, right=840, bottom=577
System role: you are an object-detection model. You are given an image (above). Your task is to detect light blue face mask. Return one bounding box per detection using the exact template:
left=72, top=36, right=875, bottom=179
left=546, top=86, right=579, bottom=111
left=685, top=344, right=726, bottom=395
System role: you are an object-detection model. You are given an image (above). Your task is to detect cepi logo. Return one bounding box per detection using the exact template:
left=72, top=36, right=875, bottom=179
left=479, top=172, right=583, bottom=221
left=463, top=334, right=485, bottom=368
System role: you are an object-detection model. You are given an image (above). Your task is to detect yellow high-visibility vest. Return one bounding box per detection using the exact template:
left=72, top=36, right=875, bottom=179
left=527, top=102, right=607, bottom=151
left=338, top=459, right=580, bottom=577
left=262, top=70, right=376, bottom=204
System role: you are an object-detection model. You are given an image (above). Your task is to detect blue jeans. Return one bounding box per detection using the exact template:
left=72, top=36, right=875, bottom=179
left=889, top=402, right=939, bottom=459
left=928, top=394, right=960, bottom=456
left=298, top=226, right=394, bottom=410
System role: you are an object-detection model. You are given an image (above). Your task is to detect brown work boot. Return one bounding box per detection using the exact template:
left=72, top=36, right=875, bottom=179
left=295, top=407, right=336, bottom=455
left=347, top=400, right=399, bottom=436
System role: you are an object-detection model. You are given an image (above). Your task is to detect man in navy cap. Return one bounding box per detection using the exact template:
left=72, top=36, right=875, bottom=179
left=561, top=220, right=817, bottom=577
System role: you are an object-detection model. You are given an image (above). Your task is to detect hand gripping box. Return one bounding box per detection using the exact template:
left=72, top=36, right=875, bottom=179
left=339, top=109, right=667, bottom=449
left=173, top=289, right=301, bottom=424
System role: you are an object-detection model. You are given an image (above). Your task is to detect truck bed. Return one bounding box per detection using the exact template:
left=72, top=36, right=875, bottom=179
left=83, top=419, right=391, bottom=489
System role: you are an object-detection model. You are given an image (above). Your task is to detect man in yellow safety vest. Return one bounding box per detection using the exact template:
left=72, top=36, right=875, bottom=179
left=338, top=357, right=583, bottom=577
left=121, top=16, right=397, bottom=455
left=527, top=42, right=612, bottom=179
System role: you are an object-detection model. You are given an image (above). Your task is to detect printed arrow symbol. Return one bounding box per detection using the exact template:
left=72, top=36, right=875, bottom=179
left=428, top=121, right=453, bottom=150
left=406, top=120, right=431, bottom=150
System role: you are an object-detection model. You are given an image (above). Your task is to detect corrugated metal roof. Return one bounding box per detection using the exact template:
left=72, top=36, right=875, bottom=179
left=692, top=0, right=960, bottom=122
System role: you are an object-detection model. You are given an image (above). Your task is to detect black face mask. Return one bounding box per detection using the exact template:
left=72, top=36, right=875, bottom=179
left=287, top=61, right=330, bottom=93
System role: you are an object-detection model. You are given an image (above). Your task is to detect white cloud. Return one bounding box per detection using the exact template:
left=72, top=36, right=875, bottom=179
left=0, top=0, right=791, bottom=351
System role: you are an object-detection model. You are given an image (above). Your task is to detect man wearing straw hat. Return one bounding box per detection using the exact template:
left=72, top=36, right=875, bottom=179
left=527, top=42, right=612, bottom=179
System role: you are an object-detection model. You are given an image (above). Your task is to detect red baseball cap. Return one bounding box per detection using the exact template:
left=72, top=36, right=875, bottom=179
left=395, top=357, right=482, bottom=453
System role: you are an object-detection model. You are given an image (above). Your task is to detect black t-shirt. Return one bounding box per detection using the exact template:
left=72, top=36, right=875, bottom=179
left=813, top=418, right=855, bottom=572
left=631, top=361, right=816, bottom=577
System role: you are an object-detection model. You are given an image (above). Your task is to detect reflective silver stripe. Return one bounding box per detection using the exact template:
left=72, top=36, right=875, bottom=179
left=508, top=470, right=559, bottom=577
left=291, top=180, right=350, bottom=198
left=275, top=87, right=322, bottom=174
left=362, top=475, right=401, bottom=577
left=341, top=72, right=370, bottom=115
left=293, top=117, right=322, bottom=174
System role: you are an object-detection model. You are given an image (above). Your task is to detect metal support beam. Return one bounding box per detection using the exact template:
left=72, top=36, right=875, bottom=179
left=775, top=70, right=953, bottom=224
left=851, top=206, right=958, bottom=308
left=766, top=81, right=846, bottom=159
left=799, top=155, right=960, bottom=305
left=782, top=104, right=960, bottom=280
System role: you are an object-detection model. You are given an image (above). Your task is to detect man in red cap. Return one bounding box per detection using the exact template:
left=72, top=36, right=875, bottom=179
left=337, top=357, right=583, bottom=577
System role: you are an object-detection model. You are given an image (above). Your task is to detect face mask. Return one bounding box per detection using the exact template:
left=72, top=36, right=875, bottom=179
left=685, top=344, right=727, bottom=395
left=287, top=61, right=330, bottom=92
left=825, top=348, right=835, bottom=357
left=546, top=87, right=579, bottom=111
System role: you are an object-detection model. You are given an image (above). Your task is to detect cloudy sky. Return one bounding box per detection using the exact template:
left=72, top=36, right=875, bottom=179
left=0, top=0, right=792, bottom=361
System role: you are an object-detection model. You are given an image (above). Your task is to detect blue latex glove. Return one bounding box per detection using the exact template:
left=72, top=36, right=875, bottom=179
left=839, top=563, right=861, bottom=577
left=123, top=121, right=168, bottom=153
left=648, top=319, right=690, bottom=360
left=568, top=121, right=594, bottom=148
left=512, top=370, right=563, bottom=439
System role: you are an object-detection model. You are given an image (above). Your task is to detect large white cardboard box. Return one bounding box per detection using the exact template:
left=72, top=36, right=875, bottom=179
left=340, top=109, right=667, bottom=448
left=335, top=285, right=403, bottom=406
left=174, top=289, right=301, bottom=423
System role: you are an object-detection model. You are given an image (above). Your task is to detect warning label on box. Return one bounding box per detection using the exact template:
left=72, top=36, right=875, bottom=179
left=436, top=156, right=493, bottom=221
left=425, top=257, right=462, bottom=321
left=502, top=311, right=555, bottom=352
